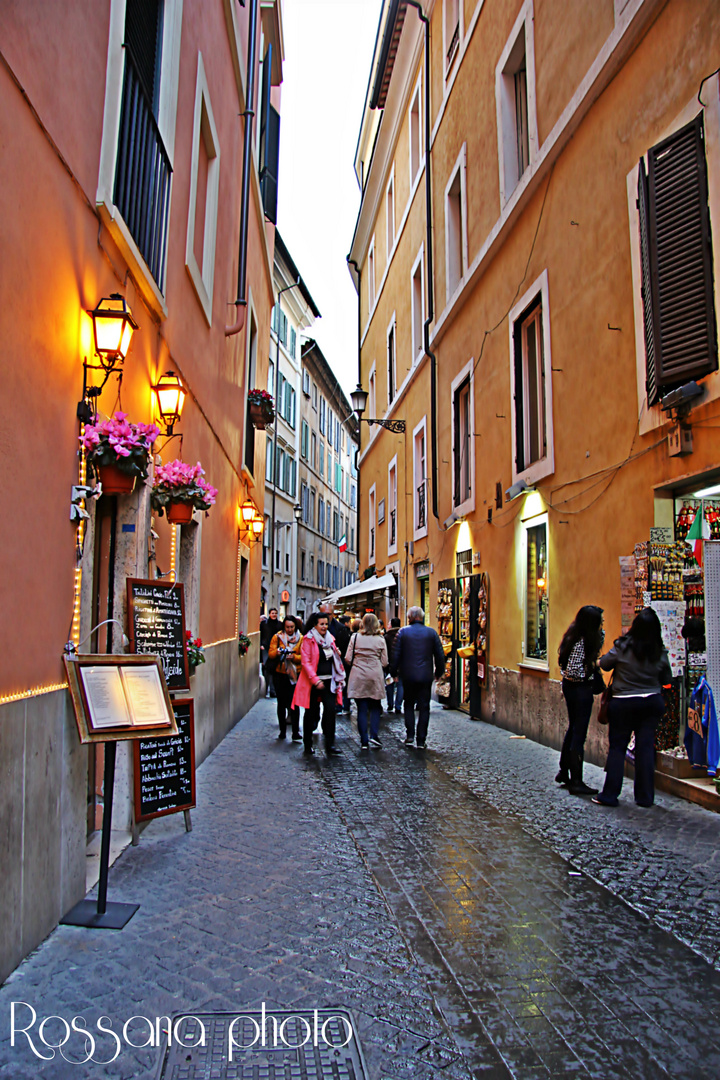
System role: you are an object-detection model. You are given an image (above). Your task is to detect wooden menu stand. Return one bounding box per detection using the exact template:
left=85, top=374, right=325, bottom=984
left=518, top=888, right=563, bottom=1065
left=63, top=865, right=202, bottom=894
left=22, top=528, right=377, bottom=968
left=61, top=655, right=177, bottom=930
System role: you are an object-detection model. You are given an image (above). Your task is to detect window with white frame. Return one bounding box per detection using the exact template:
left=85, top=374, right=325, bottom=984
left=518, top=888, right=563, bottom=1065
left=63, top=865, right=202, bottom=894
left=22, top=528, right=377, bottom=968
left=386, top=170, right=395, bottom=257
left=185, top=53, right=220, bottom=325
left=368, top=237, right=376, bottom=310
left=312, top=382, right=317, bottom=410
left=409, top=79, right=422, bottom=186
left=509, top=270, right=554, bottom=485
left=453, top=375, right=472, bottom=510
left=97, top=0, right=183, bottom=302
left=301, top=420, right=309, bottom=460
left=387, top=315, right=397, bottom=406
left=368, top=485, right=376, bottom=562
left=302, top=369, right=310, bottom=396
left=444, top=0, right=460, bottom=73
left=311, top=431, right=317, bottom=471
left=413, top=417, right=428, bottom=538
left=523, top=515, right=548, bottom=667
left=411, top=246, right=425, bottom=365
left=496, top=2, right=538, bottom=205
left=445, top=145, right=467, bottom=301
left=388, top=457, right=398, bottom=555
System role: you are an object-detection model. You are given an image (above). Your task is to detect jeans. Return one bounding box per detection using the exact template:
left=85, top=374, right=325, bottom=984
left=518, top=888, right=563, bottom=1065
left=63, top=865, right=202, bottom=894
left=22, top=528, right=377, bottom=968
left=386, top=678, right=404, bottom=712
left=597, top=693, right=665, bottom=806
left=403, top=680, right=432, bottom=742
left=356, top=698, right=382, bottom=743
left=274, top=673, right=299, bottom=737
left=561, top=680, right=594, bottom=761
left=304, top=683, right=337, bottom=751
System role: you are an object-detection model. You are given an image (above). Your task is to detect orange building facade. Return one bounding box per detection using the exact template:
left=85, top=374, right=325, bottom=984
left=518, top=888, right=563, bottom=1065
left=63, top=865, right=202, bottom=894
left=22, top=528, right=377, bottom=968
left=349, top=1, right=720, bottom=752
left=0, top=0, right=283, bottom=978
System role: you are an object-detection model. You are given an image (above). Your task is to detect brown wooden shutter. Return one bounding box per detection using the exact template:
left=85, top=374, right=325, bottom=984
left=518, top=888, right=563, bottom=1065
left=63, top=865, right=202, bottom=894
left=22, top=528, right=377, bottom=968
left=645, top=114, right=718, bottom=400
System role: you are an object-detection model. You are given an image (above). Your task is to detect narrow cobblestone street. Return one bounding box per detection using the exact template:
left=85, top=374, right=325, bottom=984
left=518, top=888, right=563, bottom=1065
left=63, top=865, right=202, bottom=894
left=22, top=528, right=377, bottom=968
left=2, top=700, right=720, bottom=1079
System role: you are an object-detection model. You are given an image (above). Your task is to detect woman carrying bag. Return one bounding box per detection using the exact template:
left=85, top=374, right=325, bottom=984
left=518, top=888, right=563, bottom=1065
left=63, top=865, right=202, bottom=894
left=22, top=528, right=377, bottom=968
left=345, top=613, right=388, bottom=750
left=592, top=608, right=671, bottom=808
left=557, top=605, right=605, bottom=795
left=268, top=616, right=302, bottom=741
left=293, top=612, right=345, bottom=757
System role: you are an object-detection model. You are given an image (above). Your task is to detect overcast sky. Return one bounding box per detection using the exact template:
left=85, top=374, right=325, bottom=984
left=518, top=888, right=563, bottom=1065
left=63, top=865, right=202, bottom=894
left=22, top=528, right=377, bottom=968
left=276, top=0, right=383, bottom=400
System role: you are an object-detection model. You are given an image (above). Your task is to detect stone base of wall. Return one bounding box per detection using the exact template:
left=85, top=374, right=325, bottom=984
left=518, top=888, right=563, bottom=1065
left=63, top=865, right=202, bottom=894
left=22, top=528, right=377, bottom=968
left=0, top=632, right=261, bottom=986
left=481, top=665, right=607, bottom=769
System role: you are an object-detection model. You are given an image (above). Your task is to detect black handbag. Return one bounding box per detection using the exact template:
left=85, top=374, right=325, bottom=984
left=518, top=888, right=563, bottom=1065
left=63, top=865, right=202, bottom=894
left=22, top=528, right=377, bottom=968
left=591, top=667, right=605, bottom=695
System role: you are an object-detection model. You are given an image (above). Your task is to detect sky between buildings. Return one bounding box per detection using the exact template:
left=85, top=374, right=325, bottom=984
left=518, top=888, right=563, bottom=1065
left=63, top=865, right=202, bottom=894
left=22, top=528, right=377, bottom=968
left=277, top=0, right=383, bottom=401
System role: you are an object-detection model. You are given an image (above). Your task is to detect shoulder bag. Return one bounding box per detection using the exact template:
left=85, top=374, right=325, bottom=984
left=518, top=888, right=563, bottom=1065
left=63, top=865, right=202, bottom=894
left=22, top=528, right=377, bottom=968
left=597, top=673, right=613, bottom=726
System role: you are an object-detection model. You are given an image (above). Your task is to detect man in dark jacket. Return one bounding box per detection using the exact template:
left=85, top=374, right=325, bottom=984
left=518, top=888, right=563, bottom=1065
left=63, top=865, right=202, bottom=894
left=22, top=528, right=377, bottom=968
left=391, top=607, right=446, bottom=748
left=261, top=607, right=282, bottom=697
left=384, top=617, right=403, bottom=714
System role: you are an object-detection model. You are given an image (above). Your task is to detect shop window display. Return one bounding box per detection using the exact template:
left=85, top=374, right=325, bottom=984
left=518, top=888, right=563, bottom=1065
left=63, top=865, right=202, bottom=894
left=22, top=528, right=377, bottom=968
left=525, top=523, right=547, bottom=663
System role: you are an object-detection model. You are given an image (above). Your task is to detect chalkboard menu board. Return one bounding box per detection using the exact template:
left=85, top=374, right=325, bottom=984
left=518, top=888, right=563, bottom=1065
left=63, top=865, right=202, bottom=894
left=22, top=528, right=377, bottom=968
left=133, top=700, right=196, bottom=821
left=127, top=578, right=190, bottom=690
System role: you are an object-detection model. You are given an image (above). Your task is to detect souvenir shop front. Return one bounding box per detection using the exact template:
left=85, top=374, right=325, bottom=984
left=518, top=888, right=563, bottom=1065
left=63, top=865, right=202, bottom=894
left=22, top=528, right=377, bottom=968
left=434, top=549, right=489, bottom=718
left=623, top=473, right=720, bottom=805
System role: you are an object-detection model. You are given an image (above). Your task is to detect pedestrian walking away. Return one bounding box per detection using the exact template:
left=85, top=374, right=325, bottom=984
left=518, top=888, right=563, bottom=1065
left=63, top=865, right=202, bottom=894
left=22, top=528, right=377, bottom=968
left=384, top=616, right=404, bottom=714
left=293, top=612, right=346, bottom=757
left=261, top=607, right=282, bottom=697
left=592, top=607, right=672, bottom=808
left=391, top=606, right=446, bottom=748
left=557, top=605, right=605, bottom=795
left=268, top=617, right=303, bottom=741
left=346, top=613, right=388, bottom=749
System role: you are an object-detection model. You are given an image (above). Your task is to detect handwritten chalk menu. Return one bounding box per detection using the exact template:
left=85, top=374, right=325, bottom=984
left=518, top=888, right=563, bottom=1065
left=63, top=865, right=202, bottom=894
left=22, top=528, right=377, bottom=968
left=133, top=700, right=196, bottom=821
left=127, top=579, right=190, bottom=690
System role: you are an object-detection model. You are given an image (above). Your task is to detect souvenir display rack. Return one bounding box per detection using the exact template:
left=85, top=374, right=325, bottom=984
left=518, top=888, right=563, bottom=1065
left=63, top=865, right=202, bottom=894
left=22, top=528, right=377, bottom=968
left=435, top=579, right=456, bottom=706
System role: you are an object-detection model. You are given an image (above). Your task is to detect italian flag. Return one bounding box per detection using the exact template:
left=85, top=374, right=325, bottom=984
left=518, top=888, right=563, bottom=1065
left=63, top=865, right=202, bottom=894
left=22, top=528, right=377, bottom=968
left=338, top=534, right=347, bottom=552
left=686, top=504, right=710, bottom=566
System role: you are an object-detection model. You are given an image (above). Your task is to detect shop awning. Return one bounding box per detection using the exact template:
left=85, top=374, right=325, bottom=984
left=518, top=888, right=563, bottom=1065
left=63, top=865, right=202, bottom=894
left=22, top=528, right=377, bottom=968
left=322, top=572, right=397, bottom=606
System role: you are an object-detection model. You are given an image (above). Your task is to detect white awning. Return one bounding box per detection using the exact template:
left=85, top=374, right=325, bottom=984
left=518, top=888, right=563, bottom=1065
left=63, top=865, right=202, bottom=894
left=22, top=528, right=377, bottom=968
left=322, top=572, right=397, bottom=606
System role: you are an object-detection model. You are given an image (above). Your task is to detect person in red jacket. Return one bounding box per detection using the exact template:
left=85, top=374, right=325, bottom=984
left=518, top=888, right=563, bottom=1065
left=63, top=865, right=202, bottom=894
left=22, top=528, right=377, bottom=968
left=292, top=612, right=345, bottom=758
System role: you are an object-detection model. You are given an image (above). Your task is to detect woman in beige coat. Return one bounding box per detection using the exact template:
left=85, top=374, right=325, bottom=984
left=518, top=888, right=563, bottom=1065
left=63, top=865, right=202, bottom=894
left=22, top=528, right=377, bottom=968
left=345, top=613, right=388, bottom=750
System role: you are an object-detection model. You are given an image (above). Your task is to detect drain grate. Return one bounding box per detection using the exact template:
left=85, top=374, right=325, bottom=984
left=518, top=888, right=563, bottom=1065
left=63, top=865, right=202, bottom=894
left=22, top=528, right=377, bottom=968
left=156, top=1010, right=368, bottom=1080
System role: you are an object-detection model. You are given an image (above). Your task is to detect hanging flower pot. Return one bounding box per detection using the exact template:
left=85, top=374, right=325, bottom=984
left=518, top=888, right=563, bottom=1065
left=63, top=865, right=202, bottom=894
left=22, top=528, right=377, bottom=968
left=166, top=500, right=194, bottom=525
left=97, top=463, right=136, bottom=495
left=248, top=402, right=268, bottom=430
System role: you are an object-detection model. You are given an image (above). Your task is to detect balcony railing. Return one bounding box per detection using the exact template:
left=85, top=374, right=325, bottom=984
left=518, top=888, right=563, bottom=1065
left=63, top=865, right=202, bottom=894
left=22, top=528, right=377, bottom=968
left=114, top=51, right=172, bottom=291
left=417, top=482, right=426, bottom=529
left=446, top=22, right=460, bottom=67
left=390, top=509, right=396, bottom=547
left=370, top=527, right=375, bottom=560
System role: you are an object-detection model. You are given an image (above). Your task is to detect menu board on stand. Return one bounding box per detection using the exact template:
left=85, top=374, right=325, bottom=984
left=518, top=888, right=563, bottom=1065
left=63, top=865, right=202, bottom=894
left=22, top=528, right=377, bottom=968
left=127, top=579, right=190, bottom=691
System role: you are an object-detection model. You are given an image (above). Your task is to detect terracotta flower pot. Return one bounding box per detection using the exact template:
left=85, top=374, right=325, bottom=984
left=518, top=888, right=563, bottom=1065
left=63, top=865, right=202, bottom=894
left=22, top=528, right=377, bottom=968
left=166, top=500, right=194, bottom=525
left=248, top=402, right=269, bottom=430
left=98, top=463, right=136, bottom=495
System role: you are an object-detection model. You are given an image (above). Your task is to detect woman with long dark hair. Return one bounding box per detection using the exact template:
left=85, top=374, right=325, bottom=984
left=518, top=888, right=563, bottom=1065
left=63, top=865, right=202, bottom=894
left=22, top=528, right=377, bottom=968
left=593, top=608, right=671, bottom=808
left=557, top=605, right=605, bottom=795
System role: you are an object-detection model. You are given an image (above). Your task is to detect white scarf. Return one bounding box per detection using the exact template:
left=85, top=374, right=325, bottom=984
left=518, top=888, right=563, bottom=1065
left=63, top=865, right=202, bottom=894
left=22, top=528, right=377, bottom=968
left=310, top=627, right=345, bottom=691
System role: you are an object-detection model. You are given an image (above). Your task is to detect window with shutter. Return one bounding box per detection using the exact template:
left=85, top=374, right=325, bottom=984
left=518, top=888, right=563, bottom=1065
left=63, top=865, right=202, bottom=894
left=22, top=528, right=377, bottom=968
left=259, top=45, right=281, bottom=225
left=638, top=114, right=718, bottom=405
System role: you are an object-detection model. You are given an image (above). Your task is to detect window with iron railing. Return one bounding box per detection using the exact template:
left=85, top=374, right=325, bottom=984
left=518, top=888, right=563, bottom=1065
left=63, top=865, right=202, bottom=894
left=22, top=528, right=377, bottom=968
left=390, top=509, right=396, bottom=548
left=114, top=12, right=172, bottom=292
left=417, top=481, right=426, bottom=529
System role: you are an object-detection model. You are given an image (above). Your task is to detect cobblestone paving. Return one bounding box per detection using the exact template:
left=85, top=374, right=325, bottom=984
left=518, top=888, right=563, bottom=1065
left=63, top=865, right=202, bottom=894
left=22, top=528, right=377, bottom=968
left=408, top=705, right=720, bottom=969
left=0, top=698, right=719, bottom=1080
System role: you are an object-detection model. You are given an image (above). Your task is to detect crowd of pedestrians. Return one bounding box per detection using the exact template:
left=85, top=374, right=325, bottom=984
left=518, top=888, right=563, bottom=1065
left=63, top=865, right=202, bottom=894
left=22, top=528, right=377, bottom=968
left=261, top=602, right=446, bottom=758
left=262, top=598, right=674, bottom=809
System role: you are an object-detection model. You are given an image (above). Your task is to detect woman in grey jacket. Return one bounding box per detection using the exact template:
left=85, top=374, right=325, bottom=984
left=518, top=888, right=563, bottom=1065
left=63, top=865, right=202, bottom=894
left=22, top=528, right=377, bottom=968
left=593, top=608, right=672, bottom=808
left=346, top=614, right=388, bottom=750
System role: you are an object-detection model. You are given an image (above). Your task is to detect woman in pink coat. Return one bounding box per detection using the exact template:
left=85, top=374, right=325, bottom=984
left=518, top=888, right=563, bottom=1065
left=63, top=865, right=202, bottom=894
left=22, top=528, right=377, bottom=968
left=292, top=612, right=345, bottom=758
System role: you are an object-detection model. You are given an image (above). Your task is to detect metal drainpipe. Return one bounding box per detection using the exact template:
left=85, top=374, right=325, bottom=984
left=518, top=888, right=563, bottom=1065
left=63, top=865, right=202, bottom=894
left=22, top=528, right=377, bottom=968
left=347, top=257, right=362, bottom=576
left=226, top=0, right=259, bottom=336
left=405, top=1, right=438, bottom=521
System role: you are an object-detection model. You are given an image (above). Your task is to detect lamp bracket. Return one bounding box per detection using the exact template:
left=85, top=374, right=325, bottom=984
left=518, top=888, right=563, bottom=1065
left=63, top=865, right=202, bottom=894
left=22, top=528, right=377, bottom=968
left=365, top=418, right=406, bottom=433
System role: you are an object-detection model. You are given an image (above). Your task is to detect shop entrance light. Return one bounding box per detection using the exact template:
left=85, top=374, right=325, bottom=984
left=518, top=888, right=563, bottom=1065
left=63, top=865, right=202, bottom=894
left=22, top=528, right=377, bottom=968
left=153, top=371, right=187, bottom=435
left=88, top=293, right=137, bottom=369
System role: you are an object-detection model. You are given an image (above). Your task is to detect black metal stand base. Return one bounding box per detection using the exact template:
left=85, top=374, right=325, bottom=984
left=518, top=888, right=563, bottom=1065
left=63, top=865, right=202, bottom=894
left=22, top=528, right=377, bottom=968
left=61, top=899, right=139, bottom=930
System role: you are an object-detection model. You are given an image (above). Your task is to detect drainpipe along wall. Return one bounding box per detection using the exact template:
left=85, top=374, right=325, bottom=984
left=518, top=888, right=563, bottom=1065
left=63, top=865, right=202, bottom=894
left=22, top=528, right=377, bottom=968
left=226, top=0, right=259, bottom=337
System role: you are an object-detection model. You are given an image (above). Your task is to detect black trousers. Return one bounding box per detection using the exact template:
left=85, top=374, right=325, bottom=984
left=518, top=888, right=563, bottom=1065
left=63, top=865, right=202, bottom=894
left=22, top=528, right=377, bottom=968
left=598, top=694, right=665, bottom=806
left=274, top=673, right=299, bottom=737
left=403, top=680, right=432, bottom=742
left=560, top=680, right=594, bottom=761
left=304, top=683, right=337, bottom=751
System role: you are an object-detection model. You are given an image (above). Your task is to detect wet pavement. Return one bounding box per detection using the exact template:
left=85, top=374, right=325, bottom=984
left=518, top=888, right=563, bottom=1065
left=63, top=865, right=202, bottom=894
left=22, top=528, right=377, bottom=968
left=1, top=698, right=720, bottom=1079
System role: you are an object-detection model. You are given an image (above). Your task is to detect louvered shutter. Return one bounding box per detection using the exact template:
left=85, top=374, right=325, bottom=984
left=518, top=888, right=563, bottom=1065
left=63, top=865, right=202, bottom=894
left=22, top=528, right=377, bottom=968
left=645, top=114, right=718, bottom=399
left=124, top=0, right=163, bottom=112
left=259, top=45, right=281, bottom=225
left=637, top=157, right=659, bottom=404
left=512, top=320, right=525, bottom=473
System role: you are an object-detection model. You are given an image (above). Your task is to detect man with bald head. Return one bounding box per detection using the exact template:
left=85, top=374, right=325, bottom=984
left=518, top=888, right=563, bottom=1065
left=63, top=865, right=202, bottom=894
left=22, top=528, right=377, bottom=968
left=390, top=607, right=445, bottom=749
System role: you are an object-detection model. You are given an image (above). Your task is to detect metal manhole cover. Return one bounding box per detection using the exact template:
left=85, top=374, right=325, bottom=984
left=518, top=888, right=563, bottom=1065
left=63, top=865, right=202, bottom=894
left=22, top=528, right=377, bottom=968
left=156, top=1010, right=368, bottom=1080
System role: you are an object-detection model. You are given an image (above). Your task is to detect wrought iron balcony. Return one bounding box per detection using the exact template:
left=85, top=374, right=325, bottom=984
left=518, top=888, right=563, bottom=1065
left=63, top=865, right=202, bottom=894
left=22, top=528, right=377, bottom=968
left=417, top=482, right=426, bottom=529
left=390, top=509, right=396, bottom=547
left=114, top=51, right=172, bottom=291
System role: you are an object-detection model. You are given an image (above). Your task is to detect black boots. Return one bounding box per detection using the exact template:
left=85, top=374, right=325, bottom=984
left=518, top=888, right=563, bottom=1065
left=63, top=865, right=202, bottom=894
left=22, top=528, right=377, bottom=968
left=566, top=750, right=597, bottom=796
left=555, top=746, right=570, bottom=785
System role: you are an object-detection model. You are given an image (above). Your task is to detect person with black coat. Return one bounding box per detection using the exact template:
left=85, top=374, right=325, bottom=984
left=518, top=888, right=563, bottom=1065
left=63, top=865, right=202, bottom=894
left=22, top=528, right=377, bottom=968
left=557, top=605, right=605, bottom=795
left=391, top=607, right=446, bottom=748
left=261, top=607, right=282, bottom=697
